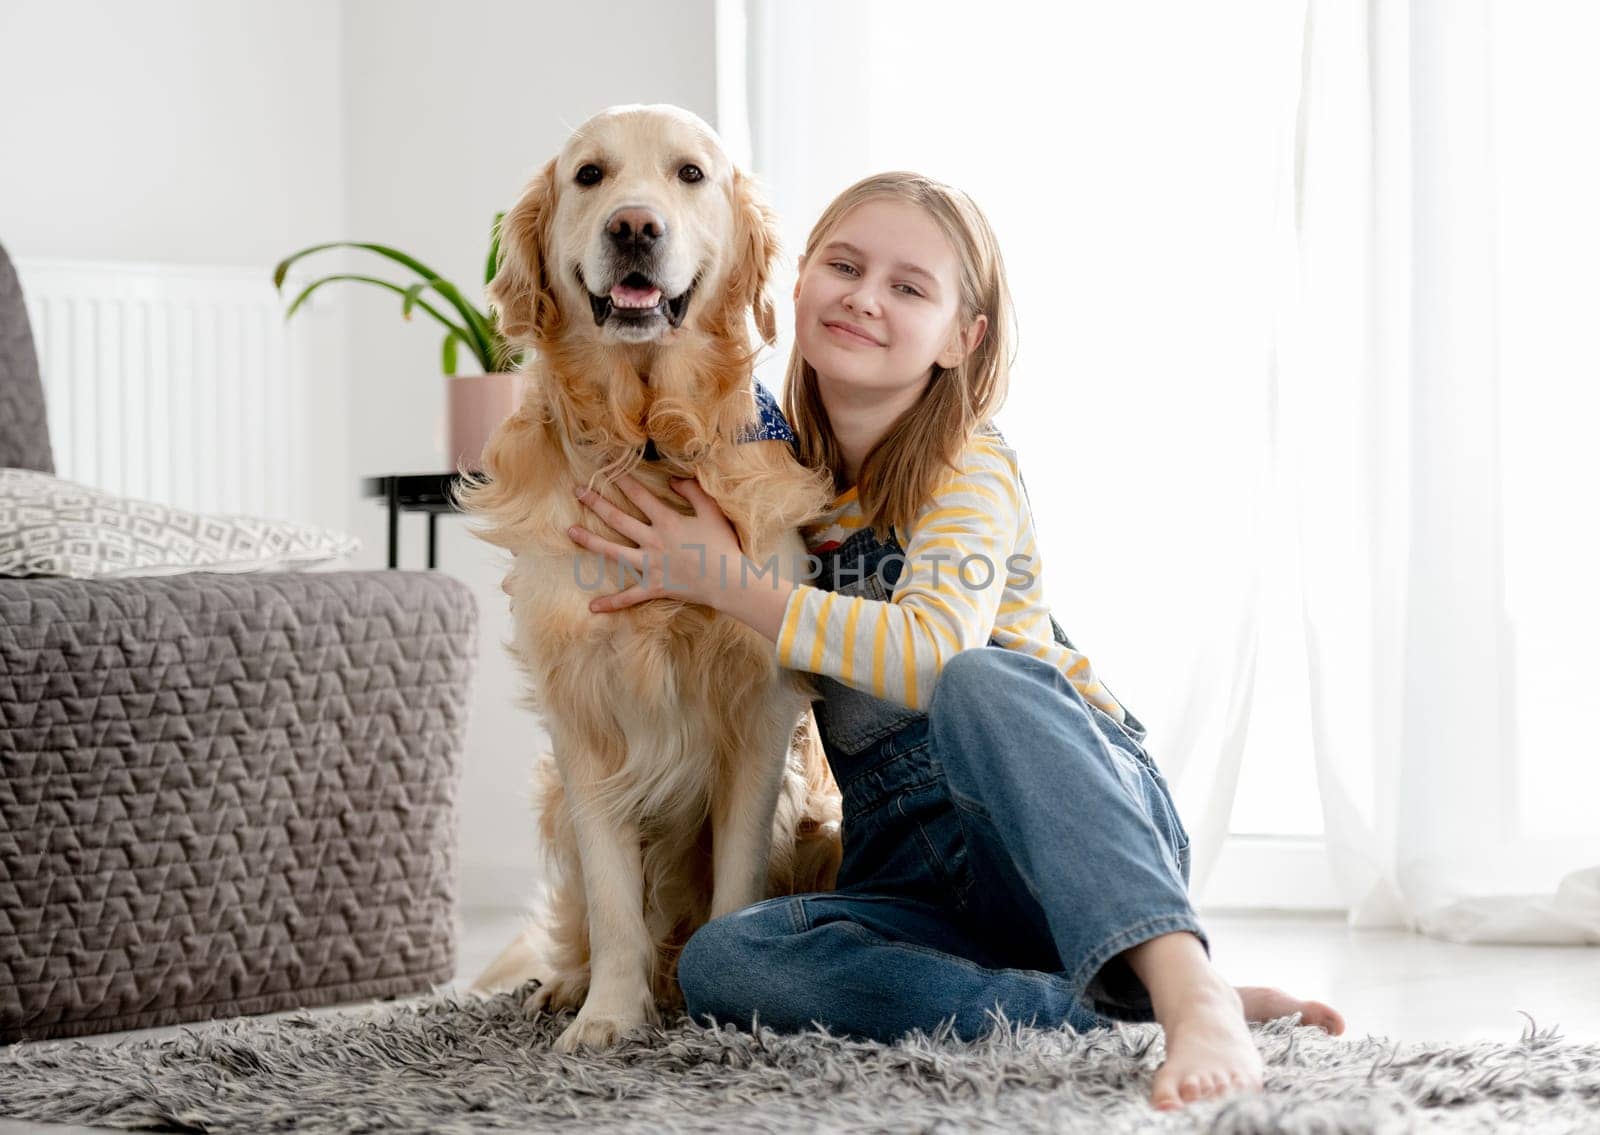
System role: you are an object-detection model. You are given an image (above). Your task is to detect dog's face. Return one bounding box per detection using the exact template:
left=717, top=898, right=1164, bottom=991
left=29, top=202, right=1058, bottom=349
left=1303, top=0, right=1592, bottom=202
left=491, top=104, right=777, bottom=349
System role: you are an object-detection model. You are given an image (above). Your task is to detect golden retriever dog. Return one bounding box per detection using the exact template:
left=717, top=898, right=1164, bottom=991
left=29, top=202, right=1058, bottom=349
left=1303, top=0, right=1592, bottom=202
left=453, top=104, right=844, bottom=1052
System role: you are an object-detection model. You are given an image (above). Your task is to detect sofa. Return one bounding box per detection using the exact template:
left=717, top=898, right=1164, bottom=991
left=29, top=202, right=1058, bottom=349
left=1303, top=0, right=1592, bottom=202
left=0, top=240, right=480, bottom=1041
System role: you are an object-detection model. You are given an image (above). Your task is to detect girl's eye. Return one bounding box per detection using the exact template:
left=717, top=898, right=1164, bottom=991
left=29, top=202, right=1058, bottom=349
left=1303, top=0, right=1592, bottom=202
left=828, top=261, right=858, bottom=276
left=895, top=284, right=924, bottom=297
left=678, top=164, right=704, bottom=184
left=575, top=163, right=603, bottom=186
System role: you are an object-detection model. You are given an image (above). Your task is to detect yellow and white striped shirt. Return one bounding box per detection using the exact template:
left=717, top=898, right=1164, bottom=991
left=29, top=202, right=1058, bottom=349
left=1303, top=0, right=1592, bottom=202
left=774, top=431, right=1131, bottom=719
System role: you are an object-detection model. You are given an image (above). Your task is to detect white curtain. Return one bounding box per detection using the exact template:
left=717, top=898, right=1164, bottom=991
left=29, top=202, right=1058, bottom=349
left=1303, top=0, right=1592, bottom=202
left=735, top=0, right=1600, bottom=943
left=1289, top=0, right=1600, bottom=941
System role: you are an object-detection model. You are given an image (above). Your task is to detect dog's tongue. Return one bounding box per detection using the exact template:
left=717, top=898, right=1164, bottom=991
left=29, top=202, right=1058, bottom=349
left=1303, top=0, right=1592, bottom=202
left=610, top=283, right=662, bottom=309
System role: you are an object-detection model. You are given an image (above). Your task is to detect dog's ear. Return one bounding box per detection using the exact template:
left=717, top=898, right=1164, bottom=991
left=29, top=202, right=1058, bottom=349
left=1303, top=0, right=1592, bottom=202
left=728, top=166, right=781, bottom=346
left=488, top=158, right=561, bottom=346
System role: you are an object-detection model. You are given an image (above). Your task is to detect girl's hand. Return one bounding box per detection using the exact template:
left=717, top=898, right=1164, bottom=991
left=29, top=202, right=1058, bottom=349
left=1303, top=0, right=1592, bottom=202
left=567, top=473, right=744, bottom=612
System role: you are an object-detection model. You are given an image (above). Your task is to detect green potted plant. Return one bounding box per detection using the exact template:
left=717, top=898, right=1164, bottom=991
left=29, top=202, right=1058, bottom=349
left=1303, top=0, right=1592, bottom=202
left=272, top=213, right=527, bottom=473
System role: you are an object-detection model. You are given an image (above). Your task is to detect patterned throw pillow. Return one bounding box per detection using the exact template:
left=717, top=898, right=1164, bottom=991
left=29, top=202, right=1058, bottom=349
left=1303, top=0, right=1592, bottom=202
left=0, top=468, right=361, bottom=579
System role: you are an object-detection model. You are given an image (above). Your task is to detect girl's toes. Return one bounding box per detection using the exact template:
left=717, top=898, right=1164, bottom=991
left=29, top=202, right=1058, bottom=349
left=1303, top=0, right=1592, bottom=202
left=1303, top=1000, right=1346, bottom=1034
left=1149, top=1066, right=1184, bottom=1109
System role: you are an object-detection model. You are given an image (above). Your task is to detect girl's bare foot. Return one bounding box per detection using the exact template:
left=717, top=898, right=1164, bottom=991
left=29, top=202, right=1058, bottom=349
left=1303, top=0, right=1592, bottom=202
left=1236, top=984, right=1345, bottom=1035
left=1149, top=980, right=1265, bottom=1110
left=1142, top=984, right=1346, bottom=1111
left=1121, top=931, right=1266, bottom=1111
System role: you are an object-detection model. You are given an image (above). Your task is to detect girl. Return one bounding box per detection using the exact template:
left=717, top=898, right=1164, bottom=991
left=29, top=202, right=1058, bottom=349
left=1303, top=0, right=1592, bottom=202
left=565, top=172, right=1344, bottom=1111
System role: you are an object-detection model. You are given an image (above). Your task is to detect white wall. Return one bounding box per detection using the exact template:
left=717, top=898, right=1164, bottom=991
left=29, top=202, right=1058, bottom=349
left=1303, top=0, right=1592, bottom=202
left=0, top=0, right=346, bottom=265
left=0, top=0, right=720, bottom=913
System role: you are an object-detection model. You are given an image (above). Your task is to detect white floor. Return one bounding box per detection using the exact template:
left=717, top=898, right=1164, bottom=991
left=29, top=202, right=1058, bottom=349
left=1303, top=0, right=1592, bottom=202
left=3, top=906, right=1597, bottom=1135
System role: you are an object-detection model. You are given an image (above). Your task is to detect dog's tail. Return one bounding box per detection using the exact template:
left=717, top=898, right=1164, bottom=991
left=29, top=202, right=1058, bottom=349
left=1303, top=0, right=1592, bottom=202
left=467, top=911, right=555, bottom=995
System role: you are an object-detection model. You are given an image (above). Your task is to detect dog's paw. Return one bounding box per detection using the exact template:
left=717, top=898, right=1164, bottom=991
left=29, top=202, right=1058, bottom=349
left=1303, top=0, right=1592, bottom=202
left=522, top=970, right=590, bottom=1017
left=553, top=1012, right=636, bottom=1053
left=553, top=998, right=660, bottom=1053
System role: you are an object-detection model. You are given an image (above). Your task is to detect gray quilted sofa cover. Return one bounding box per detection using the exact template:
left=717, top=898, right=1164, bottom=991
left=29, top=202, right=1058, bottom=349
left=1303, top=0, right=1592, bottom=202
left=0, top=239, right=479, bottom=1041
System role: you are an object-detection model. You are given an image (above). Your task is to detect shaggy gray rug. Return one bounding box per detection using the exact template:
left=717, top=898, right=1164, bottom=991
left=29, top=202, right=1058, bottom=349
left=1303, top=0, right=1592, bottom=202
left=0, top=982, right=1596, bottom=1133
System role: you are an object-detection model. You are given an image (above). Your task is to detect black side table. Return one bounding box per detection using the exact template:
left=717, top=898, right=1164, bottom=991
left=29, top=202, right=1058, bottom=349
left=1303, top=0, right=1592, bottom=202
left=361, top=473, right=471, bottom=569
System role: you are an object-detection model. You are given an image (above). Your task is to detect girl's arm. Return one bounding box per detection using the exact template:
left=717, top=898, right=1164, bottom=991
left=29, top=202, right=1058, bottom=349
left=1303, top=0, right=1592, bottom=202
left=773, top=435, right=1023, bottom=710
left=564, top=437, right=1027, bottom=711
left=565, top=442, right=1128, bottom=721
left=718, top=569, right=800, bottom=643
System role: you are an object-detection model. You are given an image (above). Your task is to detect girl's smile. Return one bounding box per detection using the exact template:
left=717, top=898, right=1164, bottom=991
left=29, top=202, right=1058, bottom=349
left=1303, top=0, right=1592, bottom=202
left=822, top=319, right=885, bottom=347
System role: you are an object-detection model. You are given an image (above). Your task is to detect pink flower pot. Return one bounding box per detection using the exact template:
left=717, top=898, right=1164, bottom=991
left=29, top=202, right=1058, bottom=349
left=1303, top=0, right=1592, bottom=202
left=446, top=372, right=524, bottom=473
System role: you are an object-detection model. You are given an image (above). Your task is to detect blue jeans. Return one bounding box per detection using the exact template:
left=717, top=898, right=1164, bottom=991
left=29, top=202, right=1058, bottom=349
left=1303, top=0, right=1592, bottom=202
left=676, top=646, right=1203, bottom=1044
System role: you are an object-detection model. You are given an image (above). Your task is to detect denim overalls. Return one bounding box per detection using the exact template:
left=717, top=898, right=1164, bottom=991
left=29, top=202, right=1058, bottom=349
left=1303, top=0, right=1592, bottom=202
left=676, top=462, right=1205, bottom=1045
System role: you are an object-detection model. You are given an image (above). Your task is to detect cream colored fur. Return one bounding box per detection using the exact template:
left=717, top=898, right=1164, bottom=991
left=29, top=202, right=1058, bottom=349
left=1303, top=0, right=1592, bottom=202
left=455, top=105, right=843, bottom=1053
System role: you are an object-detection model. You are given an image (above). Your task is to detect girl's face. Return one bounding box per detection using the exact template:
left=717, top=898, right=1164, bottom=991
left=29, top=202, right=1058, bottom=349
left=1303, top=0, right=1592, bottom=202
left=793, top=197, right=980, bottom=403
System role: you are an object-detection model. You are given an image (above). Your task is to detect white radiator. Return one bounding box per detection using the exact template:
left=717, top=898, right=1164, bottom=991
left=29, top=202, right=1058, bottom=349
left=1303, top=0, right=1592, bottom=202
left=12, top=258, right=335, bottom=525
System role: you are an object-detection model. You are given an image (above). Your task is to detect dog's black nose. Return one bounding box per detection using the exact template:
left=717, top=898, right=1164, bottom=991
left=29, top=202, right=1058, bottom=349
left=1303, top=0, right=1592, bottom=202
left=607, top=207, right=667, bottom=253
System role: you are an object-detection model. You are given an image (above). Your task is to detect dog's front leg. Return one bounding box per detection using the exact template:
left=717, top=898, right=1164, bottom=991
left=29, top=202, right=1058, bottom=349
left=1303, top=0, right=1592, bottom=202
left=555, top=777, right=661, bottom=1052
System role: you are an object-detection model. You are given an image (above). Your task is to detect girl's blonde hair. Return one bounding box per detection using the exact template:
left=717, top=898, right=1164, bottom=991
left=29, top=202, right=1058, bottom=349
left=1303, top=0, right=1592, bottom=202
left=782, top=171, right=1015, bottom=543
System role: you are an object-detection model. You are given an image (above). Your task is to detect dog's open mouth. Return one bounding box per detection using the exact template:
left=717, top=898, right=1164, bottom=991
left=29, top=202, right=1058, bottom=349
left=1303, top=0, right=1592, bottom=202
left=585, top=270, right=696, bottom=329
